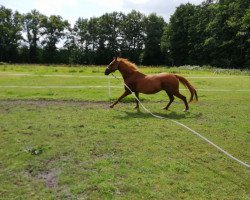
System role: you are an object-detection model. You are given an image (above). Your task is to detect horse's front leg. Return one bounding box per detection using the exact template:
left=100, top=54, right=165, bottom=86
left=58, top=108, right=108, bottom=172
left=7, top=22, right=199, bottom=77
left=110, top=90, right=131, bottom=108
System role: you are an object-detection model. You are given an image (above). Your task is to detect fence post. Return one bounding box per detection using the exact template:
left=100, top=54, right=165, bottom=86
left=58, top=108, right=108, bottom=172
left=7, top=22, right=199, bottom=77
left=108, top=76, right=111, bottom=99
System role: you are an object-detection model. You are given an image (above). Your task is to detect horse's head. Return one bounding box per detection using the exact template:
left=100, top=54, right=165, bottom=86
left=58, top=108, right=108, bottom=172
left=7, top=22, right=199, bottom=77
left=105, top=57, right=119, bottom=75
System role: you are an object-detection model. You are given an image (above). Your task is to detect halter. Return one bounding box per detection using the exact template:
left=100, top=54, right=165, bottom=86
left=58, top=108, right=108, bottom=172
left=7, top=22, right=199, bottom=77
left=106, top=60, right=120, bottom=73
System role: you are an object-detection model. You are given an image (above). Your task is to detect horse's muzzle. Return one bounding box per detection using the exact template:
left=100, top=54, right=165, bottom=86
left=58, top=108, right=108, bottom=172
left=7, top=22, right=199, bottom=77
left=105, top=68, right=110, bottom=75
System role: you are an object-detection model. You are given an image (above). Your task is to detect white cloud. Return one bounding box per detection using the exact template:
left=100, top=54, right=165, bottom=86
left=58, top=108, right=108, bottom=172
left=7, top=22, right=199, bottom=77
left=0, top=0, right=204, bottom=24
left=123, top=0, right=203, bottom=21
left=128, top=0, right=150, bottom=4
left=35, top=0, right=78, bottom=16
left=86, top=0, right=123, bottom=8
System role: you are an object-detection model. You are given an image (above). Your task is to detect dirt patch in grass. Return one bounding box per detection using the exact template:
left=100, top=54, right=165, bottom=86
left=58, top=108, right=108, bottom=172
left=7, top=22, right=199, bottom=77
left=0, top=99, right=110, bottom=108
left=37, top=169, right=59, bottom=189
left=25, top=155, right=64, bottom=189
left=25, top=167, right=59, bottom=189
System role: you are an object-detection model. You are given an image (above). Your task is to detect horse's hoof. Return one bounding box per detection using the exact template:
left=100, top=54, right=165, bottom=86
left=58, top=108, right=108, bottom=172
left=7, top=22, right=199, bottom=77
left=183, top=109, right=189, bottom=112
left=134, top=106, right=139, bottom=109
left=110, top=105, right=114, bottom=108
left=162, top=107, right=168, bottom=110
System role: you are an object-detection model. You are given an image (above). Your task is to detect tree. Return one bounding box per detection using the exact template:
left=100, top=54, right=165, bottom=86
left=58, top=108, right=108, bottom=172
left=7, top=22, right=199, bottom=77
left=86, top=17, right=99, bottom=64
left=187, top=4, right=213, bottom=65
left=120, top=10, right=145, bottom=63
left=22, top=9, right=43, bottom=62
left=98, top=12, right=124, bottom=62
left=165, top=4, right=197, bottom=66
left=204, top=0, right=250, bottom=67
left=240, top=7, right=250, bottom=68
left=65, top=17, right=90, bottom=64
left=142, top=13, right=165, bottom=65
left=1, top=3, right=249, bottom=68
left=40, top=15, right=70, bottom=63
left=0, top=6, right=22, bottom=62
left=161, top=24, right=173, bottom=65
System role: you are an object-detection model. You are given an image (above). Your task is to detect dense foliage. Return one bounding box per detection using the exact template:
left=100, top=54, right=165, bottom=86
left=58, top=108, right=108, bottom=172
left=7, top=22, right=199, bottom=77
left=0, top=0, right=249, bottom=68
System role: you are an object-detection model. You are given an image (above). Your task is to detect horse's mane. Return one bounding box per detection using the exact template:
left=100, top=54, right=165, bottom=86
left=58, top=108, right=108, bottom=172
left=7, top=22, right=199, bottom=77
left=118, top=58, right=139, bottom=71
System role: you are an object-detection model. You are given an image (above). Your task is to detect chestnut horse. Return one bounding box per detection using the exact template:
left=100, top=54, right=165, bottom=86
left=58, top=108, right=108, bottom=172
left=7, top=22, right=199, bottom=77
left=105, top=57, right=198, bottom=111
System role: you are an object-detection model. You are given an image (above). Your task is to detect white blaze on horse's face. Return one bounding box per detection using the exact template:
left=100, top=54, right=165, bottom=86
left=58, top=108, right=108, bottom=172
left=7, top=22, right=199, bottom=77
left=105, top=57, right=119, bottom=75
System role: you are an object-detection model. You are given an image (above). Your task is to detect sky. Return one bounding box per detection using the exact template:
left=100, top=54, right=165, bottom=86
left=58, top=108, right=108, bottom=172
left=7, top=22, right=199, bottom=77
left=0, top=0, right=204, bottom=25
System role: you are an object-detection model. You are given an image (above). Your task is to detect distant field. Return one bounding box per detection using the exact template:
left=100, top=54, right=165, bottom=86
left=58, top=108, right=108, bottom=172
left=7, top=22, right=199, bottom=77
left=0, top=64, right=249, bottom=101
left=0, top=65, right=249, bottom=199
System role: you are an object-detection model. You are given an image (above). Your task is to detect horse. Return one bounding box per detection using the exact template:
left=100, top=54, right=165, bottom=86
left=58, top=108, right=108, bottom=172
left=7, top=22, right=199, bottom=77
left=105, top=57, right=198, bottom=111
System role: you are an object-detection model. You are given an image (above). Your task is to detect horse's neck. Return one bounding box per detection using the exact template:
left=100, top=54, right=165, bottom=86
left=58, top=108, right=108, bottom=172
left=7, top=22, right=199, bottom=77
left=118, top=63, right=144, bottom=80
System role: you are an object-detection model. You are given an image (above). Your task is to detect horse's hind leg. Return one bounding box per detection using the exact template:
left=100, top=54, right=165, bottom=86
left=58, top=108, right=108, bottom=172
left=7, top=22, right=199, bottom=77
left=163, top=92, right=174, bottom=110
left=174, top=92, right=189, bottom=112
left=134, top=92, right=139, bottom=109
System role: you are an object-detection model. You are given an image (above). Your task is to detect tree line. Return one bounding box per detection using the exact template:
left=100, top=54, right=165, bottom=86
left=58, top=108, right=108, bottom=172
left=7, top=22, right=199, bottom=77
left=0, top=0, right=249, bottom=68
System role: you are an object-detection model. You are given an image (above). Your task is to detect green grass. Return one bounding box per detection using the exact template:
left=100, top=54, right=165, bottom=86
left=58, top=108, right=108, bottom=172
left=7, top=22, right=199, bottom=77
left=0, top=65, right=249, bottom=199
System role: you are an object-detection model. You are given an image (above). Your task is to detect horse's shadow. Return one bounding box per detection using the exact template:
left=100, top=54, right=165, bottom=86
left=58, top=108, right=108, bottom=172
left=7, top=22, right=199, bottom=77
left=116, top=108, right=202, bottom=120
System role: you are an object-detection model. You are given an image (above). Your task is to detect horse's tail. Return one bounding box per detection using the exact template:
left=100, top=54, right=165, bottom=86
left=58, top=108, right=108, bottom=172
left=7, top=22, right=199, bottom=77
left=175, top=75, right=198, bottom=102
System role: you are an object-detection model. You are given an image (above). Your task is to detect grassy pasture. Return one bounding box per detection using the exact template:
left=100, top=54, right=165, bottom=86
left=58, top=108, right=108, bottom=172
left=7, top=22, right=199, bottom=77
left=0, top=65, right=249, bottom=199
